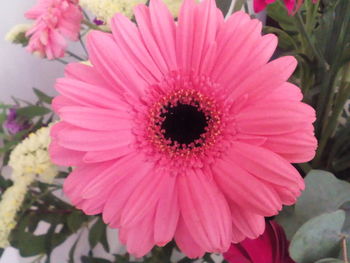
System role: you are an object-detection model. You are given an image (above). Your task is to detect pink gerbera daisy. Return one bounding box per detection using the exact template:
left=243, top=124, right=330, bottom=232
left=50, top=0, right=317, bottom=258
left=25, top=0, right=82, bottom=59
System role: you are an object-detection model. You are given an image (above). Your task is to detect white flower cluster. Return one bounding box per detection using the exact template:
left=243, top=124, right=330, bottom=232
left=0, top=175, right=34, bottom=248
left=0, top=125, right=58, bottom=247
left=80, top=0, right=183, bottom=25
left=9, top=125, right=58, bottom=184
left=5, top=24, right=32, bottom=44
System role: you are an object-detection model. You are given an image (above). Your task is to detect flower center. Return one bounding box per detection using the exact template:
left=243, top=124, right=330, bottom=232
left=160, top=103, right=208, bottom=147
left=147, top=89, right=222, bottom=157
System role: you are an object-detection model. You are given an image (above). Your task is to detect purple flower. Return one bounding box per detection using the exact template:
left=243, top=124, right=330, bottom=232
left=93, top=17, right=104, bottom=26
left=4, top=108, right=30, bottom=135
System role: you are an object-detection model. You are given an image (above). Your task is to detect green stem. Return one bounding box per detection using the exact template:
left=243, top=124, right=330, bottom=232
left=233, top=0, right=245, bottom=12
left=294, top=12, right=329, bottom=70
left=65, top=50, right=85, bottom=61
left=82, top=20, right=100, bottom=30
left=313, top=64, right=350, bottom=167
left=225, top=0, right=235, bottom=19
left=55, top=58, right=68, bottom=65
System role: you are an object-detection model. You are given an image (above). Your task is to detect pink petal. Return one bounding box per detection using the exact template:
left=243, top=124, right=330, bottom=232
left=120, top=170, right=165, bottom=227
left=229, top=56, right=297, bottom=102
left=254, top=0, right=269, bottom=12
left=263, top=128, right=317, bottom=163
left=55, top=78, right=127, bottom=111
left=57, top=106, right=133, bottom=131
left=230, top=203, right=266, bottom=239
left=49, top=140, right=85, bottom=166
left=178, top=170, right=232, bottom=252
left=230, top=142, right=304, bottom=190
left=236, top=101, right=316, bottom=135
left=55, top=123, right=133, bottom=151
left=149, top=0, right=177, bottom=71
left=86, top=31, right=146, bottom=97
left=133, top=4, right=170, bottom=75
left=154, top=174, right=179, bottom=246
left=121, top=212, right=155, bottom=258
left=110, top=14, right=163, bottom=83
left=51, top=96, right=76, bottom=113
left=83, top=145, right=134, bottom=163
left=175, top=216, right=205, bottom=259
left=64, top=62, right=111, bottom=88
left=103, top=161, right=154, bottom=227
left=213, top=158, right=282, bottom=216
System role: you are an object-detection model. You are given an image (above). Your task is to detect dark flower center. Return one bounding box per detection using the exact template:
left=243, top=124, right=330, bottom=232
left=160, top=103, right=209, bottom=147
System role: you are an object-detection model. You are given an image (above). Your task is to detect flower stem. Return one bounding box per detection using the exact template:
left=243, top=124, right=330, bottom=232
left=233, top=0, right=246, bottom=13
left=294, top=12, right=329, bottom=70
left=82, top=19, right=100, bottom=30
left=313, top=63, right=350, bottom=167
left=225, top=0, right=236, bottom=19
left=343, top=237, right=349, bottom=263
left=66, top=50, right=85, bottom=61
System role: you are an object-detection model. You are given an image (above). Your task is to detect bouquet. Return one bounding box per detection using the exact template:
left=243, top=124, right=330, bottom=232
left=1, top=0, right=350, bottom=262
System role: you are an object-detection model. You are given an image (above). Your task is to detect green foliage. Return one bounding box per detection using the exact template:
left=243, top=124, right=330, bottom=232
left=16, top=106, right=51, bottom=119
left=289, top=210, right=345, bottom=263
left=276, top=170, right=350, bottom=262
left=89, top=217, right=108, bottom=249
left=315, top=259, right=345, bottom=263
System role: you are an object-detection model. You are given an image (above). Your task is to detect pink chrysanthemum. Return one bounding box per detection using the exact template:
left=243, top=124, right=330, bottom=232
left=50, top=0, right=317, bottom=258
left=25, top=0, right=82, bottom=59
left=254, top=0, right=318, bottom=14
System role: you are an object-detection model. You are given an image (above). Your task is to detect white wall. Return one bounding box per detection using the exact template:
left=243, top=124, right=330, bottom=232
left=0, top=0, right=66, bottom=104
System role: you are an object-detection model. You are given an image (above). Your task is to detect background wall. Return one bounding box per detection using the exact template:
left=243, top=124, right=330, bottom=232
left=0, top=0, right=65, bottom=104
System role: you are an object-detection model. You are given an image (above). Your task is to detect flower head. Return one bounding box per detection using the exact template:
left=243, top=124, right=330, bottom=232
left=4, top=108, right=31, bottom=135
left=25, top=0, right=83, bottom=59
left=10, top=125, right=58, bottom=183
left=80, top=0, right=183, bottom=24
left=224, top=221, right=295, bottom=263
left=254, top=0, right=318, bottom=14
left=0, top=175, right=34, bottom=248
left=5, top=24, right=32, bottom=46
left=50, top=0, right=317, bottom=258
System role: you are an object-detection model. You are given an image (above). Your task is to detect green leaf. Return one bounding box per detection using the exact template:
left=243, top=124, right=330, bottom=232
left=69, top=234, right=82, bottom=263
left=295, top=170, right=350, bottom=223
left=18, top=233, right=47, bottom=257
left=315, top=259, right=345, bottom=263
left=289, top=210, right=346, bottom=263
left=67, top=211, right=87, bottom=233
left=16, top=105, right=51, bottom=118
left=89, top=218, right=106, bottom=249
left=100, top=227, right=110, bottom=253
left=33, top=88, right=53, bottom=104
left=113, top=255, right=130, bottom=263
left=215, top=0, right=232, bottom=15
left=275, top=205, right=303, bottom=240
left=266, top=1, right=297, bottom=32
left=263, top=26, right=298, bottom=51
left=81, top=256, right=111, bottom=263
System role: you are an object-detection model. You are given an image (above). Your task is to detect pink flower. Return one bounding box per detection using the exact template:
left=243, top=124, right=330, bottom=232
left=50, top=0, right=317, bottom=258
left=25, top=0, right=82, bottom=59
left=254, top=0, right=318, bottom=14
left=224, top=221, right=295, bottom=263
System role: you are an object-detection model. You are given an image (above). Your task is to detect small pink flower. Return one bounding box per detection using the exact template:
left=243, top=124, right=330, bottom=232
left=50, top=0, right=317, bottom=258
left=25, top=0, right=82, bottom=59
left=254, top=0, right=318, bottom=14
left=224, top=221, right=295, bottom=263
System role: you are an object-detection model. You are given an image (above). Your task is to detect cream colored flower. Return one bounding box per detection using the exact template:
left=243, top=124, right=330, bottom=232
left=0, top=175, right=34, bottom=248
left=80, top=0, right=183, bottom=25
left=9, top=124, right=58, bottom=184
left=5, top=24, right=32, bottom=45
left=163, top=0, right=183, bottom=17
